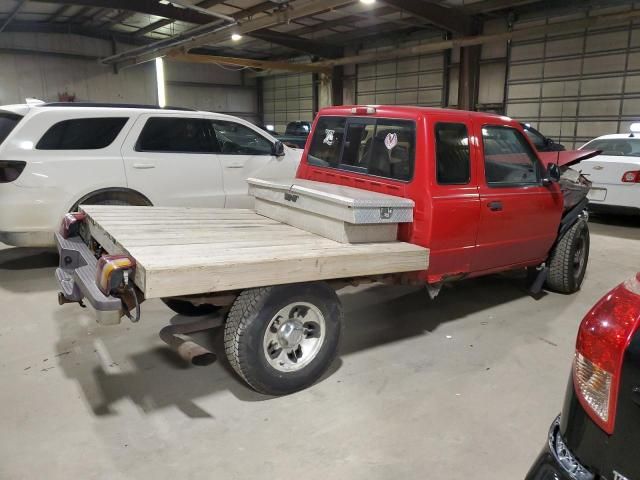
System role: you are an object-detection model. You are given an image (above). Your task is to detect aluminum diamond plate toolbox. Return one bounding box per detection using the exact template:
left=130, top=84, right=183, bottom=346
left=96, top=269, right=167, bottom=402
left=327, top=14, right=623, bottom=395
left=247, top=177, right=414, bottom=224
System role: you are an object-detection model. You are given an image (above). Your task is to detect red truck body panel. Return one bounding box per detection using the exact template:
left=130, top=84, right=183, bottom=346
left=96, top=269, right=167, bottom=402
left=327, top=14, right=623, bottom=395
left=295, top=105, right=564, bottom=283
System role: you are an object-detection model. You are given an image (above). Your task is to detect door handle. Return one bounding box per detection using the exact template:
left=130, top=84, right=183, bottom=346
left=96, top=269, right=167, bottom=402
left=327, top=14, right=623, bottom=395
left=133, top=163, right=155, bottom=169
left=487, top=201, right=503, bottom=211
left=225, top=164, right=244, bottom=169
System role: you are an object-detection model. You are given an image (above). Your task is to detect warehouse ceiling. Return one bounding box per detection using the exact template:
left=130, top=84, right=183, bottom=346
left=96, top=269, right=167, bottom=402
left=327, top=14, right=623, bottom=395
left=0, top=0, right=628, bottom=66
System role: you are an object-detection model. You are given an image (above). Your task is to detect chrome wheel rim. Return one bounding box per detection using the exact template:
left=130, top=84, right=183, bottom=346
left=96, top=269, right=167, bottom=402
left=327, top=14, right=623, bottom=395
left=262, top=302, right=326, bottom=373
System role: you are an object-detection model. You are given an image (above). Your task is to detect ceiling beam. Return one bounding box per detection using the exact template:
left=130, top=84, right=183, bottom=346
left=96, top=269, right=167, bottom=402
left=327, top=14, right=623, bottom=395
left=101, top=0, right=356, bottom=66
left=3, top=21, right=150, bottom=45
left=167, top=52, right=332, bottom=74
left=47, top=4, right=74, bottom=22
left=247, top=28, right=343, bottom=58
left=380, top=0, right=474, bottom=34
left=34, top=0, right=215, bottom=24
left=132, top=18, right=173, bottom=37
left=309, top=8, right=640, bottom=68
left=0, top=0, right=27, bottom=33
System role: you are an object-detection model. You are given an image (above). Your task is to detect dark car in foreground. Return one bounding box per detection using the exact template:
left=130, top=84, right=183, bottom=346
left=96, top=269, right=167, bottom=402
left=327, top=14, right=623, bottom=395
left=526, top=273, right=640, bottom=480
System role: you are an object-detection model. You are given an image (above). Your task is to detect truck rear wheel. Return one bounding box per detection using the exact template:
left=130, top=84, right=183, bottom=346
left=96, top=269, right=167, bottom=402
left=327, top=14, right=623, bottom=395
left=224, top=282, right=342, bottom=396
left=545, top=219, right=590, bottom=294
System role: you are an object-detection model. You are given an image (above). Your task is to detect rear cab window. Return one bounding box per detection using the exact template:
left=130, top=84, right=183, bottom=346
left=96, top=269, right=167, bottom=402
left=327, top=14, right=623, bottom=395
left=435, top=123, right=470, bottom=185
left=0, top=111, right=22, bottom=146
left=37, top=117, right=128, bottom=150
left=307, top=116, right=415, bottom=181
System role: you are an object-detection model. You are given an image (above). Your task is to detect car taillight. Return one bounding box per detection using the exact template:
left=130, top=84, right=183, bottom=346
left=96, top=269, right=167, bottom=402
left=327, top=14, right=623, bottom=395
left=96, top=255, right=136, bottom=296
left=574, top=273, right=640, bottom=434
left=0, top=160, right=26, bottom=183
left=59, top=212, right=86, bottom=239
left=621, top=170, right=640, bottom=183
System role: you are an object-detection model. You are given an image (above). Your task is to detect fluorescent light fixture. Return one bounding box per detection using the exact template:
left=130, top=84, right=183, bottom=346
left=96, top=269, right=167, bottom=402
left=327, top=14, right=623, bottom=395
left=155, top=57, right=166, bottom=108
left=231, top=33, right=243, bottom=41
left=630, top=122, right=640, bottom=133
left=360, top=0, right=375, bottom=4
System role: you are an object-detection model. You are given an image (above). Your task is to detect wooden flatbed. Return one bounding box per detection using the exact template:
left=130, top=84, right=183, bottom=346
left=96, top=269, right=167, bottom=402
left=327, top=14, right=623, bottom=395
left=80, top=205, right=429, bottom=299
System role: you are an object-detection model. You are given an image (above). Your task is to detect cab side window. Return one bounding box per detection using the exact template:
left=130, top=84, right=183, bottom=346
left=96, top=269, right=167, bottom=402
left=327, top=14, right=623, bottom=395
left=482, top=125, right=541, bottom=186
left=211, top=120, right=273, bottom=155
left=136, top=117, right=218, bottom=153
left=435, top=123, right=470, bottom=185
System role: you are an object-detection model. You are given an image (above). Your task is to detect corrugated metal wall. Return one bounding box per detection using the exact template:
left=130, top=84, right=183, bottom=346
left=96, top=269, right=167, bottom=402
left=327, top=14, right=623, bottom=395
left=506, top=10, right=640, bottom=148
left=356, top=53, right=445, bottom=106
left=262, top=73, right=314, bottom=132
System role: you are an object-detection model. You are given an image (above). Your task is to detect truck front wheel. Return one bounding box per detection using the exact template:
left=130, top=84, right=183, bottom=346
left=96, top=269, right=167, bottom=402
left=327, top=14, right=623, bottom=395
left=545, top=219, right=590, bottom=294
left=224, top=282, right=342, bottom=395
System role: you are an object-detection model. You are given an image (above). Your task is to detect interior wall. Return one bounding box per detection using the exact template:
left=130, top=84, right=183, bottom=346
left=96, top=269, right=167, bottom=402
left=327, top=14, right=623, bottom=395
left=0, top=32, right=258, bottom=123
left=262, top=73, right=314, bottom=132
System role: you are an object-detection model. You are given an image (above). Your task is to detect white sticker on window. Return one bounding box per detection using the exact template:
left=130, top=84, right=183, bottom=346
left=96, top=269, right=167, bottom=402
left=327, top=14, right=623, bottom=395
left=323, top=129, right=335, bottom=146
left=384, top=132, right=398, bottom=150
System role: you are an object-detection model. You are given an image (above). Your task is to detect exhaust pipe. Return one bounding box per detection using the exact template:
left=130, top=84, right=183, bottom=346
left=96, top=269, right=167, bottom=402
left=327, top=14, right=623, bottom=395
left=159, top=317, right=220, bottom=366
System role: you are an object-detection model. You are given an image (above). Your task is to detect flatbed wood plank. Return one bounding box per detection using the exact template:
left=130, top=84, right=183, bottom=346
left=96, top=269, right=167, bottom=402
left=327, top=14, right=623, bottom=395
left=80, top=205, right=429, bottom=299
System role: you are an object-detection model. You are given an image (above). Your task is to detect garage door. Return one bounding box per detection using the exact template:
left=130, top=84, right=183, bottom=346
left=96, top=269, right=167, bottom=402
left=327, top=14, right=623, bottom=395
left=506, top=12, right=640, bottom=148
left=356, top=53, right=445, bottom=107
left=262, top=73, right=314, bottom=133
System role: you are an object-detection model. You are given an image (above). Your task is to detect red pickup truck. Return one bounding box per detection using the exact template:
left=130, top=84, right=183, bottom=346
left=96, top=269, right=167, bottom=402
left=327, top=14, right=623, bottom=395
left=299, top=105, right=590, bottom=291
left=55, top=105, right=593, bottom=395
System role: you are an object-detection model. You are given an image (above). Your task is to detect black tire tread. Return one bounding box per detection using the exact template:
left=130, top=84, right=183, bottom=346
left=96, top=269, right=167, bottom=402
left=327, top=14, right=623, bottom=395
left=546, top=220, right=587, bottom=293
left=223, top=287, right=272, bottom=389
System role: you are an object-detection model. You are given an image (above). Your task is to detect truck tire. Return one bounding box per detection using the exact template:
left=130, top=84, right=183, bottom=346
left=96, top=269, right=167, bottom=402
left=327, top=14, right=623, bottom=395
left=545, top=219, right=590, bottom=294
left=161, top=298, right=221, bottom=317
left=224, top=282, right=342, bottom=396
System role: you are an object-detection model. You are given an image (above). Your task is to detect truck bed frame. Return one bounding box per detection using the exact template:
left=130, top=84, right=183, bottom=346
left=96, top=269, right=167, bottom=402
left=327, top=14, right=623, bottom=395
left=79, top=205, right=429, bottom=299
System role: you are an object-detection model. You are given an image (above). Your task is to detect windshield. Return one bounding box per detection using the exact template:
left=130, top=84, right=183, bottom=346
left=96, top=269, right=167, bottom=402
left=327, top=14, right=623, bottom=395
left=581, top=138, right=640, bottom=156
left=0, top=112, right=22, bottom=145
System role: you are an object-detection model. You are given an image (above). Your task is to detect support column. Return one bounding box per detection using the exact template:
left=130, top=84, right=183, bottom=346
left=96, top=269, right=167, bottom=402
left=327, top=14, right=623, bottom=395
left=457, top=44, right=481, bottom=111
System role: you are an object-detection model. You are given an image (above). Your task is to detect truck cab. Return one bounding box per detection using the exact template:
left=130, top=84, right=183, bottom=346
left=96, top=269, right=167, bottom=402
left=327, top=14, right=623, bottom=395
left=296, top=105, right=566, bottom=285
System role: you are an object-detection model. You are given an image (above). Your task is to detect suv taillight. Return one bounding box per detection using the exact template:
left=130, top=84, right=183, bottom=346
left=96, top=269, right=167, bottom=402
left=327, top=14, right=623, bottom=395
left=621, top=170, right=640, bottom=183
left=574, top=273, right=640, bottom=434
left=0, top=160, right=26, bottom=183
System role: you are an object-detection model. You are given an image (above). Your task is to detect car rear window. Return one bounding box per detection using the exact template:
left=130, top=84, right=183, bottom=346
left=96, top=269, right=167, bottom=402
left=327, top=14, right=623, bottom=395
left=582, top=138, right=640, bottom=156
left=136, top=117, right=218, bottom=153
left=0, top=112, right=22, bottom=145
left=36, top=117, right=128, bottom=150
left=307, top=116, right=415, bottom=181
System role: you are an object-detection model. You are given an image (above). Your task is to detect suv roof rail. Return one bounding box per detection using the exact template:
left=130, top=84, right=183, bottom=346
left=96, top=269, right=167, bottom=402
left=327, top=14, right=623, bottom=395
left=41, top=102, right=198, bottom=111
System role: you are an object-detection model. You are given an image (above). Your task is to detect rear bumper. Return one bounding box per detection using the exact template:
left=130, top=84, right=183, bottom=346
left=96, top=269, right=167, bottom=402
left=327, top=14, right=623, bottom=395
left=55, top=232, right=123, bottom=325
left=525, top=417, right=594, bottom=480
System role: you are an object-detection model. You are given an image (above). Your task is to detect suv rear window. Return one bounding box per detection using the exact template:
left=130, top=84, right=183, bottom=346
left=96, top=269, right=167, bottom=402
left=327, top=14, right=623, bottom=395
left=0, top=112, right=22, bottom=145
left=307, top=116, right=415, bottom=181
left=36, top=117, right=128, bottom=150
left=36, top=117, right=129, bottom=150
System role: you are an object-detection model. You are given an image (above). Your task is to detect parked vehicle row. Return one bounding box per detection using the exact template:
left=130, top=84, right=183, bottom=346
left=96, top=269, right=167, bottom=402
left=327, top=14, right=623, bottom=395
left=0, top=102, right=301, bottom=247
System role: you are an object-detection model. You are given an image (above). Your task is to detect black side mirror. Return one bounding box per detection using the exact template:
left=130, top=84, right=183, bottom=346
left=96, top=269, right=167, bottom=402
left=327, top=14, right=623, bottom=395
left=272, top=140, right=285, bottom=157
left=544, top=163, right=561, bottom=185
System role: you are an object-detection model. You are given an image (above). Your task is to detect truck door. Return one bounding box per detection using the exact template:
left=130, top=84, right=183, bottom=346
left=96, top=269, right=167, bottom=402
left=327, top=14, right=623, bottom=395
left=122, top=114, right=225, bottom=207
left=471, top=123, right=562, bottom=272
left=427, top=119, right=481, bottom=277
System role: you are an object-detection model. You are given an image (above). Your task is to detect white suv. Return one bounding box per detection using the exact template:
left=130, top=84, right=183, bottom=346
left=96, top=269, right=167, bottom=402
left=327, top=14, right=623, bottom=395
left=0, top=103, right=302, bottom=247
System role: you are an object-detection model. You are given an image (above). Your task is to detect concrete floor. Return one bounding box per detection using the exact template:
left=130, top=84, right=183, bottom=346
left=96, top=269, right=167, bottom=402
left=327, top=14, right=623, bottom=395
left=1, top=216, right=639, bottom=480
